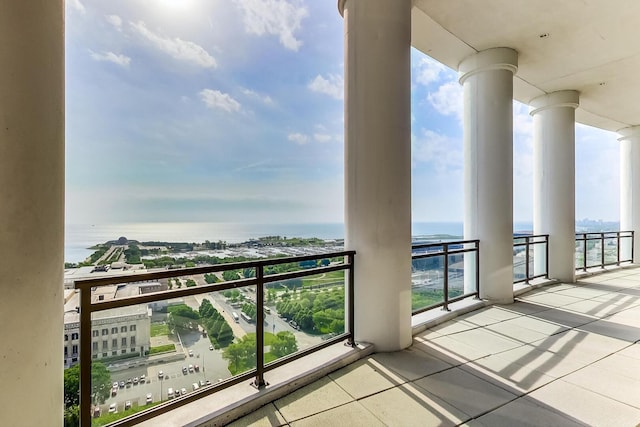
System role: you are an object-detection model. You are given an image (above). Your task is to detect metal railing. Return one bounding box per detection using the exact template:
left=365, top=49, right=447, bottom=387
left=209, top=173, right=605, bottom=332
left=513, top=234, right=549, bottom=284
left=75, top=251, right=355, bottom=426
left=411, top=240, right=480, bottom=314
left=575, top=231, right=634, bottom=271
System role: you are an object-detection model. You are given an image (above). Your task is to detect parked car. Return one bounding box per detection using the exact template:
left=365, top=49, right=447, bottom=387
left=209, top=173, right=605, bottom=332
left=108, top=403, right=117, bottom=414
left=174, top=388, right=180, bottom=397
left=192, top=382, right=199, bottom=391
left=158, top=371, right=164, bottom=379
left=124, top=401, right=131, bottom=410
left=112, top=382, right=119, bottom=389
left=194, top=364, right=199, bottom=372
left=140, top=374, right=146, bottom=382
left=180, top=387, right=187, bottom=396
left=133, top=377, right=139, bottom=385
left=119, top=381, right=125, bottom=388
left=167, top=387, right=174, bottom=399
left=209, top=345, right=214, bottom=351
left=188, top=364, right=194, bottom=373
left=188, top=349, right=194, bottom=357
left=199, top=379, right=206, bottom=387
left=146, top=393, right=153, bottom=404
left=92, top=407, right=101, bottom=418
left=182, top=366, right=188, bottom=375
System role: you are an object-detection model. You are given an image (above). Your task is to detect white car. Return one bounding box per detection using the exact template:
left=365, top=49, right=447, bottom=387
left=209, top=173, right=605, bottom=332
left=108, top=403, right=117, bottom=414
left=124, top=401, right=131, bottom=410
left=181, top=387, right=187, bottom=396
left=146, top=393, right=153, bottom=404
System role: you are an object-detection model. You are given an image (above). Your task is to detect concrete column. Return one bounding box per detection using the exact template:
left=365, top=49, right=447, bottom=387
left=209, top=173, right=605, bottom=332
left=0, top=1, right=64, bottom=425
left=339, top=0, right=412, bottom=351
left=530, top=91, right=579, bottom=283
left=619, top=126, right=640, bottom=262
left=459, top=48, right=518, bottom=303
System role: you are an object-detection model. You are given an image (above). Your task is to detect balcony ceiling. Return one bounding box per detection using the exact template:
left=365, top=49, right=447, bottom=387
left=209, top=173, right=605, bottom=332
left=412, top=0, right=640, bottom=132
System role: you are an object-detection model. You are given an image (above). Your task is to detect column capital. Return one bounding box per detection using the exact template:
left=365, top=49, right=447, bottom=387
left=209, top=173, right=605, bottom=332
left=618, top=126, right=640, bottom=142
left=529, top=90, right=579, bottom=116
left=338, top=0, right=346, bottom=16
left=458, top=47, right=518, bottom=85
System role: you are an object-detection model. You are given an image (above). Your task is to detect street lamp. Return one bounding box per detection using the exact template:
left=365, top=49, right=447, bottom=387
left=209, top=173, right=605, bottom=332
left=160, top=375, right=164, bottom=402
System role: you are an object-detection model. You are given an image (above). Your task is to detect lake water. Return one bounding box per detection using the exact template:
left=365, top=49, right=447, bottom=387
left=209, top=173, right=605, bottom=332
left=64, top=221, right=534, bottom=263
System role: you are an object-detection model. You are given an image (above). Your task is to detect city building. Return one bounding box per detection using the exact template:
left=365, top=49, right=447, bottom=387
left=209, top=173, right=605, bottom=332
left=64, top=288, right=151, bottom=368
left=4, top=1, right=640, bottom=425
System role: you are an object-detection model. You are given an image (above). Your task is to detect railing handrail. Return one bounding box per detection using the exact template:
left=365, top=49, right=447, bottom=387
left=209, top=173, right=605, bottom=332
left=75, top=250, right=355, bottom=290
left=75, top=250, right=356, bottom=426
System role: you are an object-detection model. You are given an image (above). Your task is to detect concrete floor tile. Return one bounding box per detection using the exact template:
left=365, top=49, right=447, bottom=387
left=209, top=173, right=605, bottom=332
left=428, top=319, right=479, bottom=336
left=327, top=357, right=406, bottom=400
left=576, top=318, right=640, bottom=342
left=227, top=403, right=288, bottom=427
left=490, top=345, right=587, bottom=378
left=591, top=353, right=640, bottom=381
left=414, top=367, right=518, bottom=418
left=527, top=307, right=596, bottom=328
left=359, top=383, right=469, bottom=427
left=370, top=347, right=452, bottom=381
left=461, top=354, right=557, bottom=393
left=485, top=321, right=549, bottom=345
left=553, top=287, right=609, bottom=299
left=289, top=402, right=384, bottom=427
left=274, top=376, right=353, bottom=422
left=496, top=301, right=551, bottom=315
left=473, top=396, right=585, bottom=427
left=519, top=293, right=583, bottom=308
left=618, top=342, right=640, bottom=360
left=447, top=327, right=523, bottom=354
left=413, top=335, right=491, bottom=365
left=530, top=329, right=628, bottom=361
left=530, top=380, right=640, bottom=426
left=563, top=364, right=640, bottom=409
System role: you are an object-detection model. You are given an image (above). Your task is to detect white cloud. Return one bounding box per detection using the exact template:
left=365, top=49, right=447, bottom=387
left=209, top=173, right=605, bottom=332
left=89, top=50, right=131, bottom=67
left=513, top=102, right=533, bottom=137
left=234, top=0, right=309, bottom=51
left=130, top=21, right=217, bottom=69
left=415, top=57, right=447, bottom=86
left=68, top=0, right=86, bottom=14
left=308, top=74, right=343, bottom=100
left=105, top=15, right=123, bottom=30
left=314, top=133, right=332, bottom=143
left=288, top=133, right=309, bottom=145
left=427, top=81, right=463, bottom=120
left=241, top=88, right=274, bottom=105
left=199, top=89, right=241, bottom=112
left=412, top=129, right=462, bottom=172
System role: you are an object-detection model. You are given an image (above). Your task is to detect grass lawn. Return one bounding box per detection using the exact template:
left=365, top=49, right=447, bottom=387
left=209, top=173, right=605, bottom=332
left=150, top=323, right=169, bottom=337
left=301, top=270, right=345, bottom=288
left=92, top=402, right=159, bottom=426
left=148, top=343, right=175, bottom=354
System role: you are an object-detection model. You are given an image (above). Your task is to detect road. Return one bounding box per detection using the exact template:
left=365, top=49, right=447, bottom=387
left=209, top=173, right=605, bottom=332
left=101, top=290, right=323, bottom=413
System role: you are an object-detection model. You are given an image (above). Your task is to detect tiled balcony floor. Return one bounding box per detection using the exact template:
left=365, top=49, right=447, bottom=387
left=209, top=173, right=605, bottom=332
left=230, top=267, right=640, bottom=426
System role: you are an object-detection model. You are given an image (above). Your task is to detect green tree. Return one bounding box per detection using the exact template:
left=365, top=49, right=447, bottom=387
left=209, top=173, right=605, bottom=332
left=222, top=336, right=256, bottom=374
left=270, top=331, right=298, bottom=357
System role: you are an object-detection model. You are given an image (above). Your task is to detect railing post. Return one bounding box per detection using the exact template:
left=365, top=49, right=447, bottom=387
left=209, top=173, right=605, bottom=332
left=617, top=232, right=621, bottom=266
left=600, top=233, right=605, bottom=269
left=79, top=287, right=92, bottom=427
left=253, top=265, right=266, bottom=388
left=475, top=240, right=480, bottom=299
left=524, top=236, right=531, bottom=284
left=346, top=253, right=356, bottom=347
left=442, top=244, right=450, bottom=311
left=582, top=234, right=587, bottom=271
left=545, top=235, right=550, bottom=279
left=633, top=231, right=635, bottom=263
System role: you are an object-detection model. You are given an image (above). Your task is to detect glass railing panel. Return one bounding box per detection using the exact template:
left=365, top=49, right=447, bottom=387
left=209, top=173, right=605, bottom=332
left=411, top=254, right=445, bottom=312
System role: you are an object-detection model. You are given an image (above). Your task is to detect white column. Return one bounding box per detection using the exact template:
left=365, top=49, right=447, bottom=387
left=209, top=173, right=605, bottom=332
left=340, top=0, right=412, bottom=351
left=530, top=91, right=579, bottom=283
left=459, top=48, right=518, bottom=303
left=619, top=126, right=640, bottom=262
left=0, top=2, right=64, bottom=426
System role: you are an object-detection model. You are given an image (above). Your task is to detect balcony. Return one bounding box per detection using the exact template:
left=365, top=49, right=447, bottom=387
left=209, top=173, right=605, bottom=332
left=70, top=233, right=638, bottom=426
left=224, top=266, right=640, bottom=426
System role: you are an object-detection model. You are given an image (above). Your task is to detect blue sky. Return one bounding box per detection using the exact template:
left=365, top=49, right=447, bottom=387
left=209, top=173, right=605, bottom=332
left=65, top=0, right=621, bottom=226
